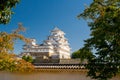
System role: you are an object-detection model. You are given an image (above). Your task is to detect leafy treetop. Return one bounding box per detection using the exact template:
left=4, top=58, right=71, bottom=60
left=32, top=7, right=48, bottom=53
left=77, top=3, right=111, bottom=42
left=78, top=0, right=120, bottom=80
left=0, top=0, right=20, bottom=24
left=72, top=48, right=93, bottom=62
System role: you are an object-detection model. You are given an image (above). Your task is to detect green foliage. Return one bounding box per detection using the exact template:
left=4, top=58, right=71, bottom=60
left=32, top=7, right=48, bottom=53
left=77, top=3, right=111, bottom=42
left=72, top=50, right=80, bottom=58
left=72, top=48, right=93, bottom=61
left=22, top=55, right=33, bottom=63
left=78, top=0, right=120, bottom=80
left=0, top=0, right=20, bottom=24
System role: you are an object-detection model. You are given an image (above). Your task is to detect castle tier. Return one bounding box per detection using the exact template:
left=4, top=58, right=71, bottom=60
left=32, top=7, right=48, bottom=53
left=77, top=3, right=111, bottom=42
left=21, top=27, right=71, bottom=59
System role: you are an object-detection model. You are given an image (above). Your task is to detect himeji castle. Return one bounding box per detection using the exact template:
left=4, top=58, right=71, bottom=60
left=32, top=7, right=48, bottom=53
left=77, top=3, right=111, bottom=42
left=21, top=27, right=71, bottom=60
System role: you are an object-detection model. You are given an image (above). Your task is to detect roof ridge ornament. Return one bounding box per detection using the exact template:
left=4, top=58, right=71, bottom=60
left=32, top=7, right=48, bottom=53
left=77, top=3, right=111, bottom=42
left=53, top=26, right=60, bottom=31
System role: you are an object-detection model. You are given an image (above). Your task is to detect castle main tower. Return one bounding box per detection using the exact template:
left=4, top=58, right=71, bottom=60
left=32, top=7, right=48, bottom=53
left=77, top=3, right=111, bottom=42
left=46, top=27, right=71, bottom=59
left=21, top=27, right=71, bottom=59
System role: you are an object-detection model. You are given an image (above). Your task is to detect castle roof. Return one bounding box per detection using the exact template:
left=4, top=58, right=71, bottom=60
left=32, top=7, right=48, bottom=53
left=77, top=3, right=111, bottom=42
left=51, top=27, right=65, bottom=35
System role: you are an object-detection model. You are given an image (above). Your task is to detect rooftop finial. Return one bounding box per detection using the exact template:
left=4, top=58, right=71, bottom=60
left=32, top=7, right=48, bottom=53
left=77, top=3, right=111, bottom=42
left=53, top=26, right=60, bottom=31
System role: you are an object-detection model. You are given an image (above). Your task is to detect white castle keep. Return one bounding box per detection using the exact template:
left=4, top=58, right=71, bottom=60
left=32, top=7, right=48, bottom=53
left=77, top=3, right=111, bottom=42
left=21, top=27, right=71, bottom=59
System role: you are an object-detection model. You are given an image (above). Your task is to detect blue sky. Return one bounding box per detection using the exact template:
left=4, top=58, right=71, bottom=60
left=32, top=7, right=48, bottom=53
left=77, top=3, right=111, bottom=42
left=0, top=0, right=92, bottom=54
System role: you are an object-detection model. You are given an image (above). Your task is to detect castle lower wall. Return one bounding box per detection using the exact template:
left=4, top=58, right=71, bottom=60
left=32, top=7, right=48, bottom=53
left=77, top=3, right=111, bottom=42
left=33, top=59, right=87, bottom=64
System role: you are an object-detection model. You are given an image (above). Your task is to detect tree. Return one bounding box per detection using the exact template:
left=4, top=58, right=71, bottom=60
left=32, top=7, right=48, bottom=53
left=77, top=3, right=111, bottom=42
left=0, top=0, right=34, bottom=72
left=0, top=53, right=16, bottom=71
left=0, top=23, right=34, bottom=72
left=78, top=0, right=120, bottom=80
left=72, top=50, right=81, bottom=59
left=15, top=59, right=34, bottom=72
left=22, top=55, right=33, bottom=63
left=0, top=0, right=20, bottom=24
left=0, top=23, right=27, bottom=54
left=72, top=48, right=93, bottom=61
